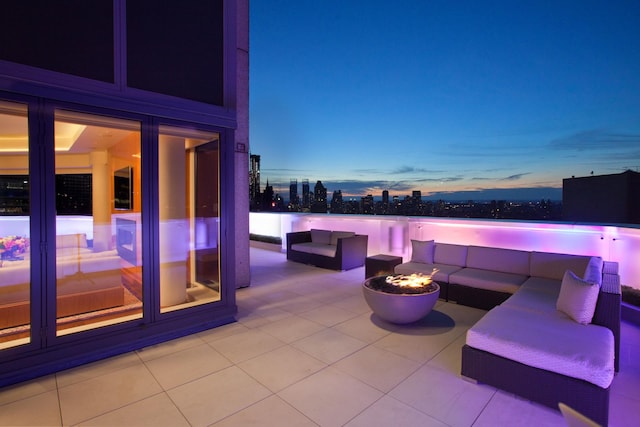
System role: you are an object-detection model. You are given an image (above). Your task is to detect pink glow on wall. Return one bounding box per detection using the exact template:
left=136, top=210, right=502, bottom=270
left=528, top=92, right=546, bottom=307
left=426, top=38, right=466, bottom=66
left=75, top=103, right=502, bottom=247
left=250, top=212, right=640, bottom=289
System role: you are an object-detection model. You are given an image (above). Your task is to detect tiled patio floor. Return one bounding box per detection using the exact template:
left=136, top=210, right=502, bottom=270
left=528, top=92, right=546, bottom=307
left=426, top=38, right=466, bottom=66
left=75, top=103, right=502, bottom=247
left=0, top=246, right=638, bottom=426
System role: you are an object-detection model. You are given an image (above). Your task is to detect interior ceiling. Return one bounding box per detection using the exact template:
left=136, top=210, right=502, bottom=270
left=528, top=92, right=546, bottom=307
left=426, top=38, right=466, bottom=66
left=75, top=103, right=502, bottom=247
left=0, top=115, right=134, bottom=153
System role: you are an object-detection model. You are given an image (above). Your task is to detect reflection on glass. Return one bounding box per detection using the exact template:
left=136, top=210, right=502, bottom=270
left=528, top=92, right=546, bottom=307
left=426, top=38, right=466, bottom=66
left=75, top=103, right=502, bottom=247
left=159, top=126, right=220, bottom=312
left=54, top=111, right=142, bottom=335
left=0, top=101, right=31, bottom=349
left=114, top=166, right=133, bottom=210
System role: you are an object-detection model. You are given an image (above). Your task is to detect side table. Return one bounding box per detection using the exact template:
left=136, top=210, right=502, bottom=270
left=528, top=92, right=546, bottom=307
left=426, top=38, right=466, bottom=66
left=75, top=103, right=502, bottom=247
left=365, top=254, right=403, bottom=278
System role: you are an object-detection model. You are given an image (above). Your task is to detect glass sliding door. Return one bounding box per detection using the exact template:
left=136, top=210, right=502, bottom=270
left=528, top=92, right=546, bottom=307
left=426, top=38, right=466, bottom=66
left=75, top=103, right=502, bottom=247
left=158, top=126, right=220, bottom=313
left=0, top=101, right=31, bottom=349
left=54, top=111, right=143, bottom=335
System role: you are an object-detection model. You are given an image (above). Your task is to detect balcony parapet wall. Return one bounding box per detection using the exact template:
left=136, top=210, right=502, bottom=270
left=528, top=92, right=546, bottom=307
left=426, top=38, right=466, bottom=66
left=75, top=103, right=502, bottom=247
left=250, top=212, right=640, bottom=289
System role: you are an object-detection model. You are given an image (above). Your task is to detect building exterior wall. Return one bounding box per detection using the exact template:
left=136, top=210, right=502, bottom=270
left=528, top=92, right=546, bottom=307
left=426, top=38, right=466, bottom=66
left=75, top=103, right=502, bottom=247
left=0, top=0, right=248, bottom=387
left=563, top=170, right=640, bottom=224
left=235, top=0, right=251, bottom=288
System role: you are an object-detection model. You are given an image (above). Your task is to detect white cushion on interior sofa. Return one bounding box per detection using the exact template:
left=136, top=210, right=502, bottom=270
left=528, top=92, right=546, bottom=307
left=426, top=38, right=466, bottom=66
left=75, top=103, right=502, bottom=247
left=56, top=233, right=88, bottom=249
left=529, top=252, right=601, bottom=284
left=410, top=239, right=435, bottom=264
left=330, top=231, right=355, bottom=246
left=466, top=246, right=530, bottom=276
left=449, top=268, right=527, bottom=294
left=466, top=305, right=614, bottom=388
left=310, top=229, right=331, bottom=245
left=434, top=243, right=468, bottom=267
left=556, top=269, right=600, bottom=324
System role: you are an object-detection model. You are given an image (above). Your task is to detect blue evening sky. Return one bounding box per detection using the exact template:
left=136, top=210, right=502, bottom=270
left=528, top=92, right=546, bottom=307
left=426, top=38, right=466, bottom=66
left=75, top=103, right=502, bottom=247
left=249, top=1, right=640, bottom=201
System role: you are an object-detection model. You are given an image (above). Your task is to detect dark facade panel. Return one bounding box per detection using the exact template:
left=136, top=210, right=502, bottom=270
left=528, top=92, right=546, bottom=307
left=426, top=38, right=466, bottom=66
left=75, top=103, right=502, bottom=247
left=0, top=1, right=114, bottom=83
left=563, top=170, right=640, bottom=224
left=126, top=0, right=224, bottom=106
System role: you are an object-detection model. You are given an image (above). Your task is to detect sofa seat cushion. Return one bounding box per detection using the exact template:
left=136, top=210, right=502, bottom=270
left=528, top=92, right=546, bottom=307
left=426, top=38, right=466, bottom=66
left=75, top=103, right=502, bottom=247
left=394, top=261, right=462, bottom=282
left=290, top=242, right=337, bottom=258
left=466, top=305, right=614, bottom=388
left=449, top=268, right=528, bottom=294
left=502, top=277, right=561, bottom=314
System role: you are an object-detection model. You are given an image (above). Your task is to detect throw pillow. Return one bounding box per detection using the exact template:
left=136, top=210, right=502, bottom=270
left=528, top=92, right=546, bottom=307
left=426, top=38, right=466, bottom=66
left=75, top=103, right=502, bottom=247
left=556, top=269, right=600, bottom=324
left=310, top=229, right=331, bottom=245
left=410, top=240, right=435, bottom=264
left=582, top=256, right=603, bottom=286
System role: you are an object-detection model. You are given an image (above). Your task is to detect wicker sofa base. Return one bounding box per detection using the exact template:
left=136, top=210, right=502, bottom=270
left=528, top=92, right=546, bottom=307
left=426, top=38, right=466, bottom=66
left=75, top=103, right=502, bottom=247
left=461, top=344, right=610, bottom=426
left=286, top=231, right=368, bottom=271
left=447, top=283, right=511, bottom=310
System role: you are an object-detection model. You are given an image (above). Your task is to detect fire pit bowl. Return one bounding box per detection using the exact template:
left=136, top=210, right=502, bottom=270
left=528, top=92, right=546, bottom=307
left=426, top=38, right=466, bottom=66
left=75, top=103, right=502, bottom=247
left=363, top=273, right=440, bottom=324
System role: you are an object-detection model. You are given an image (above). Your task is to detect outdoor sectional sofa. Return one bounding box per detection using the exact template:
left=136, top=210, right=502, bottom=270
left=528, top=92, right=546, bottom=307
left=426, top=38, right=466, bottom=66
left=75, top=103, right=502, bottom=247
left=286, top=229, right=368, bottom=271
left=394, top=240, right=621, bottom=426
left=0, top=233, right=124, bottom=329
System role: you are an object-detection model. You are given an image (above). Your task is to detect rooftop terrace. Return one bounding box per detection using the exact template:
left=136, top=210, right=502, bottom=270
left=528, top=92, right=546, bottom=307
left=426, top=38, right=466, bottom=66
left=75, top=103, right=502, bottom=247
left=0, top=245, right=637, bottom=426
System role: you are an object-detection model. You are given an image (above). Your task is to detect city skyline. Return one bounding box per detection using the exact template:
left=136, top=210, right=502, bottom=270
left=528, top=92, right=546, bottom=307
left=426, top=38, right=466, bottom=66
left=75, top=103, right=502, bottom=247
left=249, top=1, right=640, bottom=200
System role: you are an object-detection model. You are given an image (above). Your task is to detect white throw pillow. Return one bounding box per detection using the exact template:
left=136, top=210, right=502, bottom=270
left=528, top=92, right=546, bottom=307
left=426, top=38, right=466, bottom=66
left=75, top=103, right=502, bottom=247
left=310, top=229, right=331, bottom=245
left=556, top=269, right=600, bottom=324
left=410, top=240, right=435, bottom=264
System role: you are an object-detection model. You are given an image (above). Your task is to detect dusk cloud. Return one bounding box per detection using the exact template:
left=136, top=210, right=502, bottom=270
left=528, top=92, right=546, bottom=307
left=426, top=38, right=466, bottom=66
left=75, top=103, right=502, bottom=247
left=501, top=173, right=531, bottom=181
left=390, top=166, right=445, bottom=174
left=550, top=130, right=640, bottom=151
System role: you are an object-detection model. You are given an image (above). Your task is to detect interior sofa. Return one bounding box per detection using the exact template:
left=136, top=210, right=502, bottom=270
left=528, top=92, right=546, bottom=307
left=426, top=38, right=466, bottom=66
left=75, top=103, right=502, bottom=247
left=286, top=229, right=368, bottom=271
left=394, top=240, right=621, bottom=426
left=0, top=233, right=124, bottom=329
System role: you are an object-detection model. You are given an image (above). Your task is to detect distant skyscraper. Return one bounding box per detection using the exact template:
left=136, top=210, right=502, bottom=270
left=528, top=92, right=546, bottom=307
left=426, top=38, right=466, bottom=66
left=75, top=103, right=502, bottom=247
left=249, top=154, right=261, bottom=210
left=330, top=190, right=343, bottom=213
left=361, top=194, right=374, bottom=214
left=382, top=190, right=389, bottom=205
left=302, top=179, right=310, bottom=209
left=289, top=178, right=298, bottom=209
left=312, top=180, right=327, bottom=213
left=262, top=179, right=274, bottom=211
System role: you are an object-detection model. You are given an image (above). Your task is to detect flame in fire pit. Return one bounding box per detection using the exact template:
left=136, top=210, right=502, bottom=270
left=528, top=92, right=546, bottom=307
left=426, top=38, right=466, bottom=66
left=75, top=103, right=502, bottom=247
left=385, top=270, right=438, bottom=288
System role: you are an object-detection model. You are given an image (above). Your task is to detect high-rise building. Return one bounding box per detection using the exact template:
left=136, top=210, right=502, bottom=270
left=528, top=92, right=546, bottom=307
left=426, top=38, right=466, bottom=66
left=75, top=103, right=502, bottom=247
left=361, top=194, right=374, bottom=214
left=289, top=179, right=299, bottom=209
left=302, top=179, right=310, bottom=209
left=262, top=180, right=274, bottom=211
left=249, top=154, right=261, bottom=210
left=382, top=190, right=389, bottom=205
left=312, top=180, right=327, bottom=213
left=330, top=190, right=344, bottom=213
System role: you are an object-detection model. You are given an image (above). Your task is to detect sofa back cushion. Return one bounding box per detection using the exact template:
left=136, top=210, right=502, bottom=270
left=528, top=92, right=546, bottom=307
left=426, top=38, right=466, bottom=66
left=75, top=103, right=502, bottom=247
left=330, top=231, right=355, bottom=246
left=434, top=243, right=468, bottom=267
left=310, top=229, right=331, bottom=245
left=466, top=246, right=530, bottom=275
left=410, top=240, right=435, bottom=264
left=530, top=251, right=602, bottom=283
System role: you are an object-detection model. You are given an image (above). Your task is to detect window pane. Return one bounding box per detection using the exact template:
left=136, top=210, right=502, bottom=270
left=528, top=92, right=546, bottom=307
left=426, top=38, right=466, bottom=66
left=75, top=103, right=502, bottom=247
left=54, top=111, right=142, bottom=335
left=0, top=101, right=31, bottom=349
left=159, top=126, right=220, bottom=313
